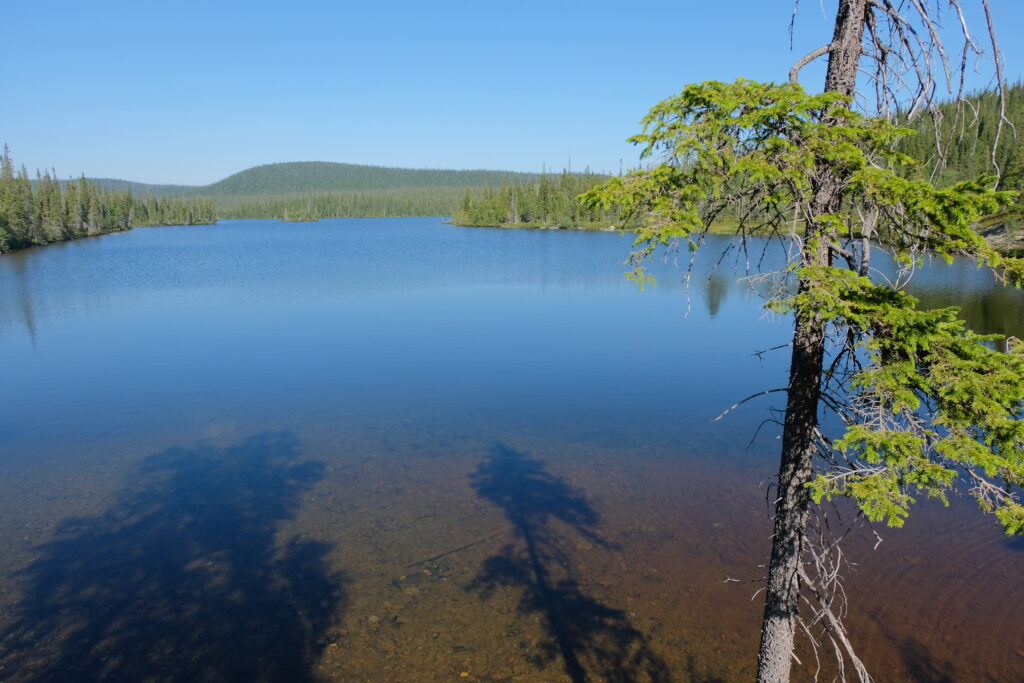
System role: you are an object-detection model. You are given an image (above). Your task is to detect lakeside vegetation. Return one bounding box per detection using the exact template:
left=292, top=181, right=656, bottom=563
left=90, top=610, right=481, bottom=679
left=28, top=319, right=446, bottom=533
left=450, top=171, right=621, bottom=229
left=0, top=146, right=215, bottom=254
left=6, top=84, right=1021, bottom=252
left=85, top=161, right=553, bottom=225
left=218, top=187, right=470, bottom=220
left=451, top=85, right=1024, bottom=246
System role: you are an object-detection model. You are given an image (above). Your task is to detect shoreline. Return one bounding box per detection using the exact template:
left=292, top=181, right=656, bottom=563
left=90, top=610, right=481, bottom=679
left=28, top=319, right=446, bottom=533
left=0, top=219, right=218, bottom=256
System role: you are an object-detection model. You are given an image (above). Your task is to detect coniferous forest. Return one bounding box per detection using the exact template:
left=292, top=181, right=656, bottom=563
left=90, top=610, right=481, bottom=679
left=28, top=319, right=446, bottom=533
left=216, top=187, right=470, bottom=220
left=896, top=82, right=1024, bottom=187
left=895, top=83, right=1024, bottom=237
left=452, top=84, right=1024, bottom=235
left=449, top=171, right=620, bottom=229
left=4, top=83, right=1021, bottom=254
left=0, top=146, right=215, bottom=254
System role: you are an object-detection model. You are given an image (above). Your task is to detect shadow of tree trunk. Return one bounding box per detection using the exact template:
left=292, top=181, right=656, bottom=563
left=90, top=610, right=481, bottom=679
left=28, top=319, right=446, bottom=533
left=466, top=442, right=675, bottom=683
left=0, top=431, right=347, bottom=683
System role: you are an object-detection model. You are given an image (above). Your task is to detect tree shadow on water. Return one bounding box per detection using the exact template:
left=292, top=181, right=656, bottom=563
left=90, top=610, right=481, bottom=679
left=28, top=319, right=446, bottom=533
left=0, top=431, right=347, bottom=683
left=467, top=442, right=673, bottom=683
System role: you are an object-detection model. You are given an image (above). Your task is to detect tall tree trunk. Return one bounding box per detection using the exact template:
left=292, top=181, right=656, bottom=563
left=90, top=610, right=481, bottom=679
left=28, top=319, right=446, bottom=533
left=755, top=2, right=868, bottom=681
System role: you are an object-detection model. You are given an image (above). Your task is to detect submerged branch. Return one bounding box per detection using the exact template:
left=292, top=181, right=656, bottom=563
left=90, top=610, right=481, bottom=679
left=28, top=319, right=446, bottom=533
left=713, top=388, right=789, bottom=422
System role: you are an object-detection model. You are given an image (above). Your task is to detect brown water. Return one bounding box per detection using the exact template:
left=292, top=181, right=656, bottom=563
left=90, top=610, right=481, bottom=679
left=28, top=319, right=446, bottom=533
left=0, top=219, right=1021, bottom=682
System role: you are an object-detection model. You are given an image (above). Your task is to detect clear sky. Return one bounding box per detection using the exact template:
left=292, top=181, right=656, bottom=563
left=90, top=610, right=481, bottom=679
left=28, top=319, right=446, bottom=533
left=5, top=0, right=1023, bottom=185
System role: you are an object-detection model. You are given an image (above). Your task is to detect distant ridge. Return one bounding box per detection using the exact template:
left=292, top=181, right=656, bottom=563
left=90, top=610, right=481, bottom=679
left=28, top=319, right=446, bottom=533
left=85, top=178, right=196, bottom=196
left=88, top=161, right=542, bottom=198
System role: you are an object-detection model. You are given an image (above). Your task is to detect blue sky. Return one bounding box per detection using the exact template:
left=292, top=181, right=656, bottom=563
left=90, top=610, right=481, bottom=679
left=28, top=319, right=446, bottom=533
left=5, top=0, right=1023, bottom=184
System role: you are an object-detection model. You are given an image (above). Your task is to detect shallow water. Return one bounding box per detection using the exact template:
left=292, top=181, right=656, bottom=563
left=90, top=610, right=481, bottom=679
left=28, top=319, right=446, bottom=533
left=0, top=218, right=1020, bottom=681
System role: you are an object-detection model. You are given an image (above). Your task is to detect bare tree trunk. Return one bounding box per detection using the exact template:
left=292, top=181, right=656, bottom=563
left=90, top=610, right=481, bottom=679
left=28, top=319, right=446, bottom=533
left=755, top=2, right=868, bottom=681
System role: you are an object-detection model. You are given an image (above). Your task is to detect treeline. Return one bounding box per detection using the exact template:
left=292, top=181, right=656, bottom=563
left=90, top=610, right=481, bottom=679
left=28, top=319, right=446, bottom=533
left=216, top=187, right=467, bottom=220
left=897, top=81, right=1024, bottom=187
left=450, top=171, right=619, bottom=229
left=216, top=172, right=626, bottom=225
left=0, top=146, right=216, bottom=253
left=449, top=86, right=1024, bottom=232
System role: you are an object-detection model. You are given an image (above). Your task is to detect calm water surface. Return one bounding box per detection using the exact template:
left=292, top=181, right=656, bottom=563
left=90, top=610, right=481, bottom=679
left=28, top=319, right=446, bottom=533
left=0, top=218, right=1021, bottom=681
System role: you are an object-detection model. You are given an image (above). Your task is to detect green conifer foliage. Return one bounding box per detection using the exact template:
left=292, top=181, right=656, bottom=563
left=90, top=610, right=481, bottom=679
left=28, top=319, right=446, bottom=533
left=0, top=146, right=217, bottom=254
left=451, top=170, right=619, bottom=229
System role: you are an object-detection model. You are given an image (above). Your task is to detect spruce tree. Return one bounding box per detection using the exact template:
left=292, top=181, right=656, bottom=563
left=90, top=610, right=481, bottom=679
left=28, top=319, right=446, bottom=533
left=584, top=2, right=1023, bottom=679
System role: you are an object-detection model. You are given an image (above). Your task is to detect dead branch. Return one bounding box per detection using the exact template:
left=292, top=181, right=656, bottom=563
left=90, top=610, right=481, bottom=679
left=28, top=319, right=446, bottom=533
left=790, top=44, right=834, bottom=85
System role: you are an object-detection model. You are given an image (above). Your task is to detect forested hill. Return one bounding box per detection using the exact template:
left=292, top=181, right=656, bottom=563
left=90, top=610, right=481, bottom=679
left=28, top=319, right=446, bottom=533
left=200, top=162, right=541, bottom=196
left=898, top=81, right=1024, bottom=187
left=895, top=82, right=1024, bottom=247
left=90, top=162, right=542, bottom=198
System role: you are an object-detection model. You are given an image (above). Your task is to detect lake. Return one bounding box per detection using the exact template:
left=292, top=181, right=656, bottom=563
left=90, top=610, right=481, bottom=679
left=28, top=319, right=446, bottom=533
left=0, top=217, right=1021, bottom=681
